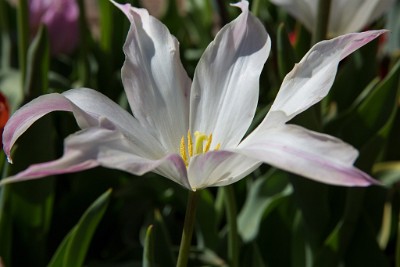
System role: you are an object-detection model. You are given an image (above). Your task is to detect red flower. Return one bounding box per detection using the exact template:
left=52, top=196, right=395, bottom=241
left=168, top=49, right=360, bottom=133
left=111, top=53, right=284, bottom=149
left=0, top=92, right=10, bottom=147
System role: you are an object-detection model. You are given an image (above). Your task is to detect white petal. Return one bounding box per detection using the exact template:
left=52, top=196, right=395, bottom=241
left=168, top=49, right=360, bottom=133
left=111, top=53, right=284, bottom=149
left=189, top=1, right=271, bottom=148
left=270, top=0, right=317, bottom=32
left=259, top=30, right=386, bottom=129
left=3, top=88, right=164, bottom=163
left=329, top=0, right=394, bottom=36
left=239, top=125, right=378, bottom=186
left=115, top=2, right=192, bottom=153
left=270, top=0, right=393, bottom=36
left=1, top=128, right=190, bottom=189
left=187, top=150, right=261, bottom=190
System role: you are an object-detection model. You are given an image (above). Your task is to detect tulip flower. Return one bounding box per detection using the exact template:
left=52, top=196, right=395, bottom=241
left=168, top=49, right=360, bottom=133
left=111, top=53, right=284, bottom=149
left=1, top=0, right=384, bottom=190
left=270, top=0, right=393, bottom=37
left=29, top=0, right=79, bottom=55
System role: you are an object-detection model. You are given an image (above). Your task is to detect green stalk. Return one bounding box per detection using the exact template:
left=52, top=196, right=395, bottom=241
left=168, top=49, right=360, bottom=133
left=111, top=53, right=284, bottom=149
left=77, top=0, right=91, bottom=86
left=17, top=0, right=29, bottom=87
left=312, top=0, right=332, bottom=44
left=396, top=209, right=400, bottom=267
left=176, top=190, right=199, bottom=267
left=0, top=0, right=11, bottom=69
left=224, top=185, right=239, bottom=267
left=251, top=0, right=262, bottom=17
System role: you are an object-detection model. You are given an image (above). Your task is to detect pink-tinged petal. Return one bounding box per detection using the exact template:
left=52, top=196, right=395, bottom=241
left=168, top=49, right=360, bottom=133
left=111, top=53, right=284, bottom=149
left=3, top=88, right=164, bottom=163
left=3, top=93, right=71, bottom=162
left=114, top=1, right=191, bottom=153
left=189, top=1, right=271, bottom=148
left=260, top=30, right=386, bottom=129
left=239, top=125, right=378, bottom=186
left=187, top=150, right=261, bottom=190
left=110, top=0, right=132, bottom=20
left=328, top=0, right=394, bottom=36
left=1, top=128, right=190, bottom=189
left=270, top=0, right=393, bottom=37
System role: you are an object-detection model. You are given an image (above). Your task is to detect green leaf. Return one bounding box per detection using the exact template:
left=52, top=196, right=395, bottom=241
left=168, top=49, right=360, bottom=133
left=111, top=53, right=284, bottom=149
left=153, top=210, right=176, bottom=267
left=289, top=175, right=330, bottom=248
left=291, top=211, right=311, bottom=267
left=48, top=189, right=112, bottom=267
left=143, top=225, right=155, bottom=267
left=329, top=59, right=400, bottom=148
left=4, top=30, right=54, bottom=264
left=329, top=40, right=379, bottom=112
left=241, top=242, right=267, bottom=267
left=313, top=188, right=366, bottom=267
left=0, top=184, right=12, bottom=267
left=24, top=25, right=49, bottom=98
left=0, top=69, right=23, bottom=112
left=196, top=189, right=218, bottom=249
left=238, top=169, right=292, bottom=242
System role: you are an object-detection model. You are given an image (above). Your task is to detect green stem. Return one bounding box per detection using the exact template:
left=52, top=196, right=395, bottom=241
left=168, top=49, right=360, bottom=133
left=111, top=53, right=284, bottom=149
left=0, top=0, right=11, bottom=69
left=77, top=0, right=91, bottom=86
left=396, top=207, right=400, bottom=267
left=17, top=0, right=29, bottom=87
left=176, top=190, right=199, bottom=267
left=251, top=0, right=262, bottom=17
left=312, top=0, right=332, bottom=44
left=224, top=185, right=239, bottom=267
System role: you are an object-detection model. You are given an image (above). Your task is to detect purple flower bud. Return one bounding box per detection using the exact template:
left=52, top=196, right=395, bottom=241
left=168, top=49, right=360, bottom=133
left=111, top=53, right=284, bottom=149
left=29, top=0, right=79, bottom=55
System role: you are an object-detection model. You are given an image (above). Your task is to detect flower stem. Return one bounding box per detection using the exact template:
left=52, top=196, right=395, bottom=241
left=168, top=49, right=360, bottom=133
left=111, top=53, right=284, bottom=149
left=396, top=208, right=400, bottom=267
left=312, top=0, right=332, bottom=44
left=224, top=185, right=239, bottom=267
left=0, top=0, right=11, bottom=69
left=251, top=0, right=261, bottom=17
left=176, top=190, right=199, bottom=267
left=17, top=0, right=29, bottom=87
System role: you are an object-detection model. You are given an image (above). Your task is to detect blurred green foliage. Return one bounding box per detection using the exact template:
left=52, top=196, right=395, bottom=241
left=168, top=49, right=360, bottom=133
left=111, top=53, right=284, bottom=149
left=0, top=0, right=400, bottom=266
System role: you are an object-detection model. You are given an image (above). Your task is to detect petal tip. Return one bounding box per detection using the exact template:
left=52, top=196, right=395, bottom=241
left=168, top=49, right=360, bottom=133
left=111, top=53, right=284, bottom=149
left=110, top=0, right=133, bottom=20
left=230, top=0, right=249, bottom=11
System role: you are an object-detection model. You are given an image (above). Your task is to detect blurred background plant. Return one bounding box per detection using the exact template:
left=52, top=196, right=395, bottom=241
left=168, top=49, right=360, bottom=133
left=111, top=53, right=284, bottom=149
left=0, top=0, right=399, bottom=266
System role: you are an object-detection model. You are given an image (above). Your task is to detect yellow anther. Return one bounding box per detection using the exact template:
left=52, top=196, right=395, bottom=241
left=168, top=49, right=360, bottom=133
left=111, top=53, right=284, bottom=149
left=180, top=136, right=188, bottom=166
left=187, top=130, right=193, bottom=157
left=204, top=133, right=213, bottom=153
left=194, top=131, right=207, bottom=155
left=179, top=131, right=221, bottom=167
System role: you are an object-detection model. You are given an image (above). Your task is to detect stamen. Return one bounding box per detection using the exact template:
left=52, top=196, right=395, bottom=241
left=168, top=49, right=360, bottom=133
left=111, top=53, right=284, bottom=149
left=204, top=133, right=212, bottom=153
left=214, top=143, right=221, bottom=151
left=179, top=131, right=221, bottom=167
left=180, top=136, right=188, bottom=166
left=187, top=130, right=193, bottom=157
left=194, top=131, right=207, bottom=155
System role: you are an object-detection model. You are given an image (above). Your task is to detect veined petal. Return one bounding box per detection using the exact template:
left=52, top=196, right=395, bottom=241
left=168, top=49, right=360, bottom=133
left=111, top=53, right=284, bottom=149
left=258, top=30, right=385, bottom=130
left=187, top=150, right=261, bottom=190
left=114, top=1, right=192, bottom=153
left=3, top=88, right=164, bottom=163
left=1, top=128, right=190, bottom=189
left=328, top=0, right=394, bottom=36
left=239, top=125, right=378, bottom=186
left=189, top=1, right=271, bottom=148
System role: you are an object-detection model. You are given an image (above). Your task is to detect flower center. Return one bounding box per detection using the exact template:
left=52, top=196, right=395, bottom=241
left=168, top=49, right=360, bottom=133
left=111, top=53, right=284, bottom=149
left=180, top=130, right=221, bottom=166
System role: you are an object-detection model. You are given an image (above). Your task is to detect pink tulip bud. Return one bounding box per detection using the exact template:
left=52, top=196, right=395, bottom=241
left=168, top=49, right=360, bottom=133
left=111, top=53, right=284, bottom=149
left=29, top=0, right=79, bottom=55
